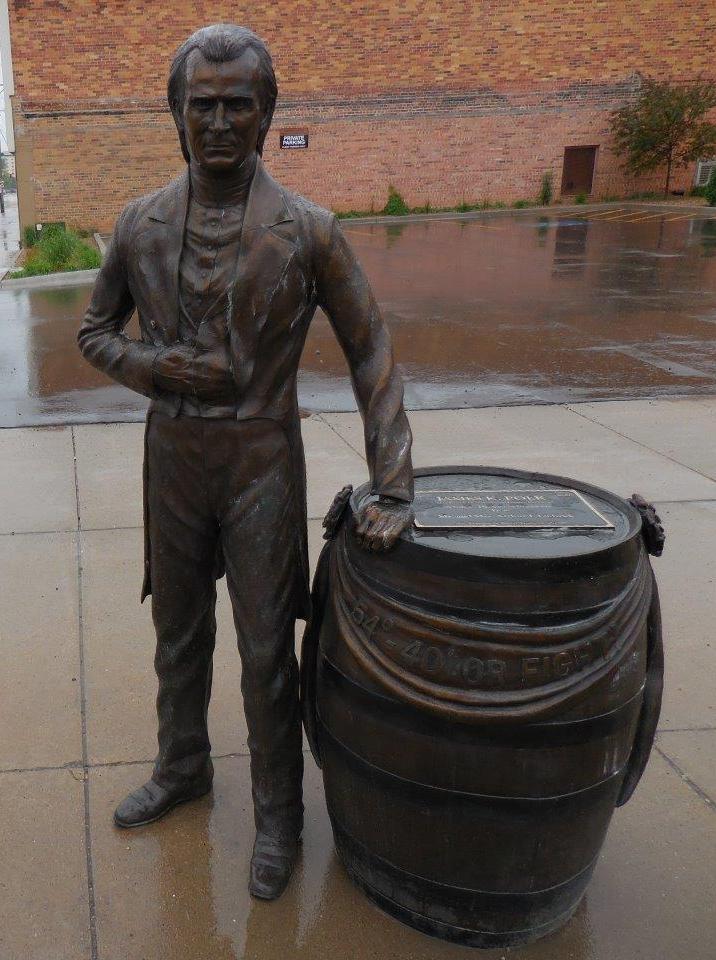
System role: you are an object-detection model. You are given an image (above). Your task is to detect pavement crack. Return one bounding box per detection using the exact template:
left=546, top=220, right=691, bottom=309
left=648, top=498, right=716, bottom=506
left=71, top=426, right=99, bottom=960
left=316, top=412, right=366, bottom=461
left=654, top=745, right=716, bottom=812
left=0, top=760, right=84, bottom=776
left=566, top=404, right=716, bottom=486
left=658, top=725, right=716, bottom=732
left=0, top=748, right=318, bottom=778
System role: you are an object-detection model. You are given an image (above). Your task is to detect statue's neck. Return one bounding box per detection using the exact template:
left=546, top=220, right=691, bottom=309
left=189, top=152, right=257, bottom=208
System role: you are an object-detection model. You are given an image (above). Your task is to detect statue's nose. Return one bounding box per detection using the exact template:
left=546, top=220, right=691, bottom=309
left=210, top=103, right=230, bottom=132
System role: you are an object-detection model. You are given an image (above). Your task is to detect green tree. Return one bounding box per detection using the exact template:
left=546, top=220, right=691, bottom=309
left=705, top=168, right=716, bottom=207
left=610, top=79, right=716, bottom=197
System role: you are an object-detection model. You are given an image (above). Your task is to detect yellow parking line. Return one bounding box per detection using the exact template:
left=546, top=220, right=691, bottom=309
left=619, top=212, right=669, bottom=223
left=344, top=217, right=505, bottom=233
left=662, top=214, right=696, bottom=222
left=596, top=212, right=649, bottom=221
left=575, top=208, right=628, bottom=219
left=345, top=220, right=507, bottom=239
left=420, top=216, right=505, bottom=229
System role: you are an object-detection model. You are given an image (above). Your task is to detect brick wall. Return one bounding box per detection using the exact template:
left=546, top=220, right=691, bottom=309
left=8, top=1, right=716, bottom=231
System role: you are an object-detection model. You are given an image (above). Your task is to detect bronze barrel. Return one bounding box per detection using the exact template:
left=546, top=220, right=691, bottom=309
left=302, top=467, right=664, bottom=948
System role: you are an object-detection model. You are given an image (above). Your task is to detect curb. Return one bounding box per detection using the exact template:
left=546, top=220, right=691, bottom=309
left=0, top=267, right=100, bottom=291
left=336, top=202, right=621, bottom=226
left=1, top=201, right=713, bottom=287
left=336, top=200, right=716, bottom=226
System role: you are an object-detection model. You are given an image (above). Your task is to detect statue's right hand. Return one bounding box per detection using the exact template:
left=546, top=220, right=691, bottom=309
left=152, top=344, right=196, bottom=394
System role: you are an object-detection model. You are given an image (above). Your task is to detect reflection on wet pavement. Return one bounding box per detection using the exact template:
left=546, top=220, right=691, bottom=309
left=1, top=207, right=716, bottom=426
left=86, top=752, right=716, bottom=960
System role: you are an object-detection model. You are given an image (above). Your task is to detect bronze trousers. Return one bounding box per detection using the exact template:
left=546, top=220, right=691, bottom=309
left=146, top=412, right=303, bottom=841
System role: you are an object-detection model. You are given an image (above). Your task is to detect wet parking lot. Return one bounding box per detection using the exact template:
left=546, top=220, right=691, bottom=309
left=1, top=204, right=715, bottom=426
left=2, top=195, right=716, bottom=960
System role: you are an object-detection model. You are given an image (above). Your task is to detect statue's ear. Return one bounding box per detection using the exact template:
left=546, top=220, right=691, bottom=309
left=256, top=106, right=274, bottom=157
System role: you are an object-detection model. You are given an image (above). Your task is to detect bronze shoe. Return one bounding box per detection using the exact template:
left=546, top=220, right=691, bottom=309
left=113, top=777, right=212, bottom=828
left=249, top=834, right=301, bottom=900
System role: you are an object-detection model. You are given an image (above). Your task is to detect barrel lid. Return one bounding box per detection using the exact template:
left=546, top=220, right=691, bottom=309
left=351, top=467, right=641, bottom=566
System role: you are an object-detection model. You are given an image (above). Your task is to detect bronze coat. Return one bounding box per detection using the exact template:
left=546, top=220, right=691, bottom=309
left=78, top=159, right=414, bottom=617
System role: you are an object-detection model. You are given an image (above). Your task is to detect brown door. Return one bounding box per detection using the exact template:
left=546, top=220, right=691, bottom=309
left=561, top=146, right=598, bottom=195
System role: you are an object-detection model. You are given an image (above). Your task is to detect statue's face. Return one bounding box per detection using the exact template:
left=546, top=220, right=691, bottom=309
left=181, top=48, right=265, bottom=173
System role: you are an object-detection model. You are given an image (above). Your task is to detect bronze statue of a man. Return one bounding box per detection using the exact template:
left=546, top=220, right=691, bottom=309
left=77, top=24, right=413, bottom=900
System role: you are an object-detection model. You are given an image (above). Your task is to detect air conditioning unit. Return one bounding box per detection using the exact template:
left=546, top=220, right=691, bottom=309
left=695, top=159, right=716, bottom=187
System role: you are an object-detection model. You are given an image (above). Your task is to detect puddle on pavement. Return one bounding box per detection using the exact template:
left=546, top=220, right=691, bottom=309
left=84, top=753, right=715, bottom=960
left=2, top=209, right=716, bottom=426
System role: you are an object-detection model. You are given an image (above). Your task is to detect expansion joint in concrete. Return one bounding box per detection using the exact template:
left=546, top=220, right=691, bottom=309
left=317, top=412, right=366, bottom=461
left=0, top=747, right=316, bottom=778
left=654, top=745, right=716, bottom=813
left=71, top=425, right=99, bottom=960
left=566, top=405, right=716, bottom=486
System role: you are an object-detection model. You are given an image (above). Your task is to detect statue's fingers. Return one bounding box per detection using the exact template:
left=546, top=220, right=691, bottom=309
left=381, top=526, right=400, bottom=550
left=367, top=517, right=394, bottom=551
left=379, top=520, right=404, bottom=551
left=354, top=520, right=373, bottom=550
left=377, top=515, right=397, bottom=538
left=354, top=504, right=378, bottom=535
left=358, top=521, right=380, bottom=551
left=354, top=510, right=370, bottom=536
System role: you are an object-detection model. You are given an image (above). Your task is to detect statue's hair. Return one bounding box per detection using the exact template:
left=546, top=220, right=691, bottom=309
left=167, top=24, right=277, bottom=161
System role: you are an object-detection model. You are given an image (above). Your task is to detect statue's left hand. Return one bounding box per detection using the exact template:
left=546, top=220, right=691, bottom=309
left=354, top=498, right=413, bottom=552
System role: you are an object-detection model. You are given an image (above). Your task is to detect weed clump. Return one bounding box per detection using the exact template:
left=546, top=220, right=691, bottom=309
left=539, top=171, right=553, bottom=206
left=13, top=224, right=101, bottom=277
left=382, top=185, right=410, bottom=217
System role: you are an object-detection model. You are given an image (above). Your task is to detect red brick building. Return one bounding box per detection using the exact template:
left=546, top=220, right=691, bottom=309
left=4, top=1, right=715, bottom=232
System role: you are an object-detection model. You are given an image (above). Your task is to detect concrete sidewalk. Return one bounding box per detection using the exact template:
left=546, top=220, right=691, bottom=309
left=1, top=397, right=715, bottom=960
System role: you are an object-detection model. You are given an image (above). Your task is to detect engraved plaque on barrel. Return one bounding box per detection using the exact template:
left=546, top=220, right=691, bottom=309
left=301, top=467, right=664, bottom=948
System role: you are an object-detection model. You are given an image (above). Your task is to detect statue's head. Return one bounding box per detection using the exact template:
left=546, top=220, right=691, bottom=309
left=167, top=24, right=277, bottom=172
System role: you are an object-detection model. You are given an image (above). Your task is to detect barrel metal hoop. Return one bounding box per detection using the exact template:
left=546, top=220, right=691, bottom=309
left=318, top=714, right=628, bottom=804
left=336, top=870, right=584, bottom=948
left=330, top=815, right=601, bottom=900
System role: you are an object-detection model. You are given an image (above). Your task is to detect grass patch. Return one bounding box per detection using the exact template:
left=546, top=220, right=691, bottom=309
left=12, top=225, right=101, bottom=278
left=335, top=188, right=510, bottom=220
left=626, top=190, right=664, bottom=201
left=334, top=184, right=623, bottom=220
left=333, top=183, right=710, bottom=221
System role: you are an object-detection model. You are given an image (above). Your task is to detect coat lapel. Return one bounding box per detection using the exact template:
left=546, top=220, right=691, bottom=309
left=138, top=161, right=295, bottom=387
left=145, top=172, right=190, bottom=343
left=230, top=158, right=296, bottom=394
